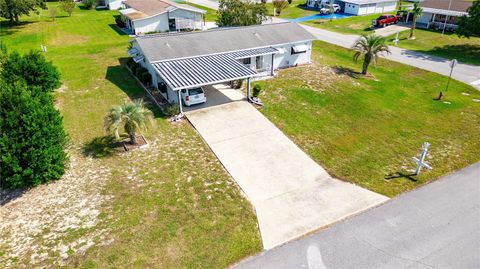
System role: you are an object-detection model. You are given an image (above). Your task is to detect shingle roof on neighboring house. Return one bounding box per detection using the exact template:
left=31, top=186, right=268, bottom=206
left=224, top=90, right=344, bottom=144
left=134, top=22, right=316, bottom=62
left=420, top=0, right=472, bottom=13
left=122, top=0, right=205, bottom=20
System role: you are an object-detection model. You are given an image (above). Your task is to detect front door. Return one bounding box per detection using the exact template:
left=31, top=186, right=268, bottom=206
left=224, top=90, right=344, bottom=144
left=169, top=18, right=176, bottom=32
left=256, top=56, right=263, bottom=70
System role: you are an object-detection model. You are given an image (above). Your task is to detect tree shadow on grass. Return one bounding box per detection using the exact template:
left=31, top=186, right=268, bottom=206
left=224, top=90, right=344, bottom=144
left=384, top=171, right=418, bottom=182
left=82, top=135, right=122, bottom=158
left=423, top=44, right=480, bottom=65
left=109, top=24, right=128, bottom=36
left=332, top=66, right=361, bottom=79
left=0, top=21, right=34, bottom=37
left=105, top=58, right=164, bottom=119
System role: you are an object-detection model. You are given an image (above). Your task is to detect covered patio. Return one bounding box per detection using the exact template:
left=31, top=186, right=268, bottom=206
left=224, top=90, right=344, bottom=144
left=152, top=47, right=280, bottom=114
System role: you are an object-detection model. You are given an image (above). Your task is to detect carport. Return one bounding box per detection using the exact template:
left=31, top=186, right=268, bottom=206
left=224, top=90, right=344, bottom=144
left=152, top=47, right=279, bottom=114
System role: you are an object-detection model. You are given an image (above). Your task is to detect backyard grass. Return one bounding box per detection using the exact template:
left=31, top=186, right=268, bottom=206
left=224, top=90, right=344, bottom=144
left=386, top=28, right=480, bottom=66
left=302, top=13, right=378, bottom=35
left=266, top=0, right=318, bottom=19
left=254, top=40, right=480, bottom=197
left=0, top=3, right=261, bottom=268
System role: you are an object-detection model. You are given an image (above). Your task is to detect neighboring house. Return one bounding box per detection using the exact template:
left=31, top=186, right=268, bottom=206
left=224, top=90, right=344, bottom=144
left=306, top=0, right=398, bottom=15
left=101, top=0, right=124, bottom=10
left=129, top=22, right=315, bottom=106
left=416, top=0, right=471, bottom=31
left=119, top=0, right=206, bottom=35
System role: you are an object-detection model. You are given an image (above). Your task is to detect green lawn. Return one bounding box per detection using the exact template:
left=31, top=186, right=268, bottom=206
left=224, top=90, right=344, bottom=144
left=303, top=13, right=378, bottom=35
left=0, top=3, right=261, bottom=268
left=386, top=28, right=480, bottom=66
left=266, top=0, right=318, bottom=19
left=254, top=40, right=480, bottom=197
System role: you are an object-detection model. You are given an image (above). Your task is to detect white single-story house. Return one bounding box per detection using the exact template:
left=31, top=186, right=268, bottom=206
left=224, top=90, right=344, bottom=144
left=306, top=0, right=397, bottom=15
left=129, top=22, right=315, bottom=111
left=119, top=0, right=206, bottom=35
left=101, top=0, right=123, bottom=10
left=342, top=0, right=397, bottom=15
left=416, top=0, right=471, bottom=31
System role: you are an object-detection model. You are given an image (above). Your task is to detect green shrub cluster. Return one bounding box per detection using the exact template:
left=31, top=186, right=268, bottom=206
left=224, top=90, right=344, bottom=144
left=253, top=84, right=262, bottom=98
left=127, top=59, right=152, bottom=86
left=0, top=45, right=67, bottom=189
left=164, top=104, right=180, bottom=117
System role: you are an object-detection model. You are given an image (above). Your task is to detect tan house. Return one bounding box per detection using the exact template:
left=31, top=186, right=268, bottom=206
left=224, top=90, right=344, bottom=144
left=416, top=0, right=471, bottom=31
left=119, top=0, right=206, bottom=35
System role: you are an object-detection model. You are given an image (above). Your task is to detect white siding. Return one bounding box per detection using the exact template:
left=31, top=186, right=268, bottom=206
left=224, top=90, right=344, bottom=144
left=272, top=41, right=312, bottom=69
left=107, top=0, right=123, bottom=10
left=344, top=1, right=397, bottom=15
left=132, top=13, right=170, bottom=34
left=169, top=9, right=204, bottom=30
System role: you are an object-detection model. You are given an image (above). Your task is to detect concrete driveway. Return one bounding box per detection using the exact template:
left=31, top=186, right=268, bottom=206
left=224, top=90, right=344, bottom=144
left=186, top=85, right=387, bottom=249
left=374, top=24, right=410, bottom=37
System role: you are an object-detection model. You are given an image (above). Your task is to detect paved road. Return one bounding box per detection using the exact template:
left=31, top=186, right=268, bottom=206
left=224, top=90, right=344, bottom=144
left=234, top=162, right=480, bottom=269
left=189, top=0, right=480, bottom=89
left=186, top=85, right=387, bottom=249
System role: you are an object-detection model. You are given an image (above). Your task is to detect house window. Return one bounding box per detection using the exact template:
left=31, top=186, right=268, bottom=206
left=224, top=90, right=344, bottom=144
left=243, top=58, right=251, bottom=64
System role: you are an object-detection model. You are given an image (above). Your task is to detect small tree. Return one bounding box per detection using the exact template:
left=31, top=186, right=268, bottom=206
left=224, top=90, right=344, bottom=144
left=1, top=50, right=61, bottom=93
left=273, top=0, right=288, bottom=16
left=409, top=3, right=423, bottom=39
left=60, top=0, right=76, bottom=17
left=352, top=34, right=391, bottom=75
left=0, top=0, right=47, bottom=24
left=49, top=7, right=57, bottom=21
left=104, top=100, right=153, bottom=144
left=457, top=0, right=480, bottom=38
left=252, top=84, right=262, bottom=98
left=0, top=82, right=68, bottom=189
left=216, top=0, right=268, bottom=27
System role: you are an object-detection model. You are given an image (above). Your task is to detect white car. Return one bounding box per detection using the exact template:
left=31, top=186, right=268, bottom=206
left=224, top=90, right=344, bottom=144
left=181, top=87, right=207, bottom=106
left=319, top=7, right=331, bottom=14
left=332, top=4, right=341, bottom=13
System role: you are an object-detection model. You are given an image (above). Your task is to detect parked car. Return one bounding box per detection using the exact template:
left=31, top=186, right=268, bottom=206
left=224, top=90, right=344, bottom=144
left=181, top=87, right=207, bottom=106
left=332, top=4, right=341, bottom=13
left=372, top=14, right=400, bottom=28
left=319, top=6, right=331, bottom=15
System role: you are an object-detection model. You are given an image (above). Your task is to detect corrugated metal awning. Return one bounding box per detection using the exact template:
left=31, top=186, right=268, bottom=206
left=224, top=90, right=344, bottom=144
left=152, top=47, right=278, bottom=90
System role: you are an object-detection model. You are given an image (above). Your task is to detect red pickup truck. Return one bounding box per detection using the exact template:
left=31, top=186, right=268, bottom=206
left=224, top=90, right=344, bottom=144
left=372, top=14, right=400, bottom=28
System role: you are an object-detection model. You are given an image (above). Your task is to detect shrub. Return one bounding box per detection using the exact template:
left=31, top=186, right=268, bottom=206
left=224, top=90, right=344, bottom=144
left=135, top=67, right=147, bottom=79
left=141, top=71, right=152, bottom=86
left=83, top=0, right=96, bottom=10
left=253, top=84, right=262, bottom=98
left=217, top=0, right=268, bottom=27
left=1, top=50, right=61, bottom=93
left=164, top=103, right=180, bottom=117
left=0, top=82, right=67, bottom=189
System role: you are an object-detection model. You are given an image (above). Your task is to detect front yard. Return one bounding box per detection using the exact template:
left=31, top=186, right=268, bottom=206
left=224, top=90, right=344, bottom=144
left=0, top=3, right=260, bottom=268
left=303, top=13, right=378, bottom=35
left=386, top=28, right=480, bottom=66
left=255, top=40, right=480, bottom=197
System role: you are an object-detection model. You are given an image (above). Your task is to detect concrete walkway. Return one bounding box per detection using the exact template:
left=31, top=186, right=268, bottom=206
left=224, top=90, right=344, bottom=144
left=186, top=85, right=387, bottom=249
left=234, top=162, right=480, bottom=269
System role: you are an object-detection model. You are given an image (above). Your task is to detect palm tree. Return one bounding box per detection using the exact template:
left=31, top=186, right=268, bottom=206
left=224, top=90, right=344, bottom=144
left=104, top=99, right=153, bottom=144
left=409, top=3, right=423, bottom=39
left=352, top=34, right=391, bottom=75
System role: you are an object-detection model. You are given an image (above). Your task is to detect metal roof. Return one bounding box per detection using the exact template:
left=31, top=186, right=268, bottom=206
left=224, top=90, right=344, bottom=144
left=228, top=47, right=279, bottom=59
left=153, top=54, right=258, bottom=90
left=135, top=22, right=315, bottom=62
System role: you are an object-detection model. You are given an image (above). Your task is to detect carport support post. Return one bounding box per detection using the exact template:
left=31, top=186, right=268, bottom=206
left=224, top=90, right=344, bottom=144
left=177, top=90, right=183, bottom=114
left=247, top=77, right=251, bottom=101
